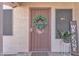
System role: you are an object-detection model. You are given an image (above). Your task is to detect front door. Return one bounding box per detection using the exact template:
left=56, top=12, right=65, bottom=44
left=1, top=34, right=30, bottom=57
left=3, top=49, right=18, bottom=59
left=29, top=8, right=51, bottom=51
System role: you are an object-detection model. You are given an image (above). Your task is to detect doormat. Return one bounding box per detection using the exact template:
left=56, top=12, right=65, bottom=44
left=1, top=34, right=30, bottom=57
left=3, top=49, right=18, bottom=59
left=31, top=52, right=49, bottom=56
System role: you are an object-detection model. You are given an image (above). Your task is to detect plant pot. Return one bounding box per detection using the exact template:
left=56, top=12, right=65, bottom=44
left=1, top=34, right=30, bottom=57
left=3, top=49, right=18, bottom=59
left=63, top=38, right=71, bottom=43
left=60, top=39, right=70, bottom=52
left=62, top=42, right=70, bottom=52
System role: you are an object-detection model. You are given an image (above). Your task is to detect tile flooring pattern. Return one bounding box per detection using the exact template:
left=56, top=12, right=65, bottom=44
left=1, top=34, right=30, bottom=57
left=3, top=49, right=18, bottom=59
left=0, top=52, right=72, bottom=56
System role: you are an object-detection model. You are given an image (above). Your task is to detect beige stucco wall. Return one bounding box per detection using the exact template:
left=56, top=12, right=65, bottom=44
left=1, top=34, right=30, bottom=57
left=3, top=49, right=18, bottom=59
left=74, top=5, right=79, bottom=51
left=3, top=6, right=29, bottom=54
left=3, top=3, right=79, bottom=54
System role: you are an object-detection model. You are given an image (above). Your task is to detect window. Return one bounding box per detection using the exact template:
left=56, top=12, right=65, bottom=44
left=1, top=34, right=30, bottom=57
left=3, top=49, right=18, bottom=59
left=3, top=9, right=13, bottom=35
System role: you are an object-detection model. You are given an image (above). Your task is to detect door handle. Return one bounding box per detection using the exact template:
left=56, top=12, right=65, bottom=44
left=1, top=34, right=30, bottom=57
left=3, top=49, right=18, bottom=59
left=30, top=28, right=33, bottom=32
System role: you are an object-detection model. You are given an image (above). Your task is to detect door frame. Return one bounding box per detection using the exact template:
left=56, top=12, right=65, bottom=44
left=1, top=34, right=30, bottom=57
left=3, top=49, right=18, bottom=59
left=54, top=8, right=73, bottom=52
left=55, top=9, right=73, bottom=38
left=29, top=7, right=51, bottom=52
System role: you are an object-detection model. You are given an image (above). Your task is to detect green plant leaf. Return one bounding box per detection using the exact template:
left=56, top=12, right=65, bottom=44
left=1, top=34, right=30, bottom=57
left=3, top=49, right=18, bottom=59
left=57, top=30, right=72, bottom=43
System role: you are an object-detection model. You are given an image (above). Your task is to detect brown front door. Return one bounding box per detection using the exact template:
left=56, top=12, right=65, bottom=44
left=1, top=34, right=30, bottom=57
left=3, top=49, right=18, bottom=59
left=29, top=8, right=51, bottom=51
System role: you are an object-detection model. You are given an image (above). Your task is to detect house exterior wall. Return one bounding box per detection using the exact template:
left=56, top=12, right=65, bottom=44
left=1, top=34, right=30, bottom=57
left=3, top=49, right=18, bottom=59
left=3, top=6, right=29, bottom=54
left=3, top=3, right=79, bottom=54
left=74, top=4, right=79, bottom=52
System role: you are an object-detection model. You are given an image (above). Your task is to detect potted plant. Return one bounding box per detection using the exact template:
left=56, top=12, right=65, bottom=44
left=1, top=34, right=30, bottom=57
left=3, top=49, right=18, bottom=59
left=57, top=30, right=72, bottom=53
left=57, top=30, right=72, bottom=43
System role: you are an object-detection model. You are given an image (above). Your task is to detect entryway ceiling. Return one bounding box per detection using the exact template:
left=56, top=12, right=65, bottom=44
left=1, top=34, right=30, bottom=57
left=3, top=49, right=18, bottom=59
left=3, top=2, right=79, bottom=8
left=3, top=2, right=24, bottom=8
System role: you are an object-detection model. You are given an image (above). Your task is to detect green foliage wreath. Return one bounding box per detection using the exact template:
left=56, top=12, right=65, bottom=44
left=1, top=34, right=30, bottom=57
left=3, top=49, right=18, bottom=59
left=32, top=15, right=48, bottom=30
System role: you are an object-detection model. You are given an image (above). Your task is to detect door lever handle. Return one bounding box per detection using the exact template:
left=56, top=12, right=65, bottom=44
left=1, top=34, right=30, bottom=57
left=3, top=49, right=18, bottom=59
left=30, top=28, right=33, bottom=32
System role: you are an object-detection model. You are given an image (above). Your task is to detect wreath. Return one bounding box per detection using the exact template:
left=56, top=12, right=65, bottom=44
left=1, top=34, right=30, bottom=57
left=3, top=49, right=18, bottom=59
left=32, top=15, right=48, bottom=30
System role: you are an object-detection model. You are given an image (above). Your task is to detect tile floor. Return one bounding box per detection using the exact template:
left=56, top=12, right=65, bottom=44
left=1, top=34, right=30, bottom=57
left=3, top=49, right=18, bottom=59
left=0, top=52, right=72, bottom=56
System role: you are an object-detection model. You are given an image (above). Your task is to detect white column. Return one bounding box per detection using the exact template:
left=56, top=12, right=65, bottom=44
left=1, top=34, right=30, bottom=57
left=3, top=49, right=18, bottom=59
left=51, top=7, right=56, bottom=52
left=0, top=3, right=3, bottom=53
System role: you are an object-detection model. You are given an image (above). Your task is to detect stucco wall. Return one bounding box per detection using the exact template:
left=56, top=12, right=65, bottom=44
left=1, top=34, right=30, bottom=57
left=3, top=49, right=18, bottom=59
left=3, top=6, right=29, bottom=54
left=74, top=5, right=79, bottom=52
left=3, top=3, right=79, bottom=54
